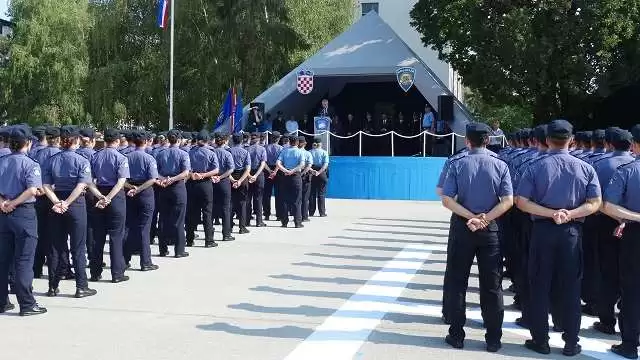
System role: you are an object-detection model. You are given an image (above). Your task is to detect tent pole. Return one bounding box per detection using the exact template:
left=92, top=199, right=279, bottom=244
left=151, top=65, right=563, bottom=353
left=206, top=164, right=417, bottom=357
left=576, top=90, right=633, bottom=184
left=391, top=132, right=394, bottom=157
left=358, top=131, right=362, bottom=157
left=450, top=134, right=455, bottom=155
left=423, top=132, right=426, bottom=157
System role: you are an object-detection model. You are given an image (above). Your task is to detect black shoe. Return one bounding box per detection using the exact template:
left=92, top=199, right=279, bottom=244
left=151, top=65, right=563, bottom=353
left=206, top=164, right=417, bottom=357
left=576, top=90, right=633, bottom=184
left=563, top=343, right=582, bottom=356
left=20, top=304, right=47, bottom=317
left=125, top=263, right=131, bottom=270
left=611, top=344, right=639, bottom=359
left=46, top=287, right=59, bottom=297
left=593, top=321, right=616, bottom=335
left=112, top=275, right=130, bottom=283
left=486, top=341, right=502, bottom=353
left=506, top=284, right=515, bottom=293
left=302, top=218, right=310, bottom=222
left=264, top=216, right=270, bottom=221
left=75, top=287, right=97, bottom=298
left=205, top=241, right=218, bottom=248
left=222, top=235, right=235, bottom=241
left=553, top=324, right=564, bottom=332
left=33, top=271, right=42, bottom=279
left=582, top=303, right=598, bottom=316
left=1, top=302, right=15, bottom=313
left=525, top=340, right=551, bottom=355
left=141, top=264, right=159, bottom=272
left=150, top=238, right=157, bottom=245
left=256, top=223, right=267, bottom=227
left=515, top=317, right=529, bottom=329
left=445, top=335, right=464, bottom=349
left=214, top=220, right=221, bottom=225
left=281, top=223, right=288, bottom=228
left=175, top=252, right=189, bottom=258
left=320, top=214, right=327, bottom=217
left=295, top=224, right=304, bottom=228
left=186, top=241, right=194, bottom=247
left=159, top=250, right=170, bottom=257
left=63, top=270, right=76, bottom=280
left=239, top=228, right=250, bottom=234
left=89, top=275, right=102, bottom=282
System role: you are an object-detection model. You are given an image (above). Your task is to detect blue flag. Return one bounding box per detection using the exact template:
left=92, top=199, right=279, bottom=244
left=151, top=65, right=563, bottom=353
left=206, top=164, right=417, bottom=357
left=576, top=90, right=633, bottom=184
left=233, top=87, right=244, bottom=133
left=214, top=88, right=232, bottom=133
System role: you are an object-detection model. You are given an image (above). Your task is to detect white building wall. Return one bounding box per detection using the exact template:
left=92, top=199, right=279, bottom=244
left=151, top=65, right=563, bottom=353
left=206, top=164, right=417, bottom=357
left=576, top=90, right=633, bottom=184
left=354, top=0, right=464, bottom=102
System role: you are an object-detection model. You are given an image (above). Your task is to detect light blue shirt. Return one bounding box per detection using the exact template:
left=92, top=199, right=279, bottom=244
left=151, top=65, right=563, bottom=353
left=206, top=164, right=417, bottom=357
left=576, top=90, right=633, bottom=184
left=422, top=112, right=434, bottom=128
left=0, top=153, right=42, bottom=203
left=277, top=147, right=305, bottom=170
left=309, top=148, right=329, bottom=167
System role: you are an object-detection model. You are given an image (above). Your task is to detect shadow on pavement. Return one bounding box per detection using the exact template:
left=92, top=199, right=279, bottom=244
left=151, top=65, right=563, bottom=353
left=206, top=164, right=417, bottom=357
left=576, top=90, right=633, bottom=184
left=345, top=228, right=449, bottom=238
left=353, top=222, right=450, bottom=231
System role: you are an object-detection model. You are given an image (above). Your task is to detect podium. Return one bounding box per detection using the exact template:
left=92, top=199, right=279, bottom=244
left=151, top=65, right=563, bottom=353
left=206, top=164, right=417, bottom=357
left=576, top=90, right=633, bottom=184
left=314, top=116, right=331, bottom=152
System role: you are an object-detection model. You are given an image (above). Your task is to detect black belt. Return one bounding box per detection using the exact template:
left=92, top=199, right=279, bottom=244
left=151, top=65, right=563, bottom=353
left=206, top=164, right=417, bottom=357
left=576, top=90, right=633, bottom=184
left=129, top=180, right=146, bottom=186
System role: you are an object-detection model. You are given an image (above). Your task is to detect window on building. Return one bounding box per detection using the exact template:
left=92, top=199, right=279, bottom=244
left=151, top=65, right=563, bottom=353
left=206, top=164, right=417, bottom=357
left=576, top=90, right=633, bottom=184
left=361, top=2, right=379, bottom=16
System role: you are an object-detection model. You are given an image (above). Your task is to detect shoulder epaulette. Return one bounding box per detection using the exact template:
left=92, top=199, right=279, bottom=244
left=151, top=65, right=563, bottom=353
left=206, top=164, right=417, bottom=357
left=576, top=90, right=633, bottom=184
left=617, top=160, right=637, bottom=170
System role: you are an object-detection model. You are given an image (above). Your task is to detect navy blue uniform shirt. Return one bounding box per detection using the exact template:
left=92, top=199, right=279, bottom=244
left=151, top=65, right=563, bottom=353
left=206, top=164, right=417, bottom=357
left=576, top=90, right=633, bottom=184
left=28, top=143, right=46, bottom=159
left=76, top=146, right=95, bottom=161
left=265, top=143, right=283, bottom=165
left=212, top=147, right=234, bottom=174
left=517, top=149, right=601, bottom=220
left=605, top=159, right=640, bottom=215
left=442, top=148, right=513, bottom=214
left=592, top=151, right=635, bottom=193
left=248, top=144, right=267, bottom=170
left=42, top=149, right=93, bottom=191
left=33, top=146, right=61, bottom=165
left=91, top=147, right=130, bottom=187
left=0, top=153, right=42, bottom=203
left=155, top=145, right=191, bottom=177
left=437, top=150, right=468, bottom=188
left=228, top=145, right=251, bottom=170
left=189, top=145, right=219, bottom=173
left=126, top=148, right=159, bottom=183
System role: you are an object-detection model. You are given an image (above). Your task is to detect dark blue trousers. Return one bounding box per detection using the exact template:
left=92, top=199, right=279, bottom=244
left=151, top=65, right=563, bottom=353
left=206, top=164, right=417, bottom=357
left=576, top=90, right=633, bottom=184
left=596, top=215, right=622, bottom=328
left=149, top=185, right=162, bottom=242
left=0, top=204, right=37, bottom=310
left=442, top=213, right=455, bottom=320
left=213, top=178, right=232, bottom=237
left=247, top=171, right=264, bottom=226
left=274, top=172, right=285, bottom=220
left=309, top=167, right=327, bottom=216
left=125, top=187, right=155, bottom=267
left=581, top=215, right=600, bottom=307
left=447, top=215, right=503, bottom=343
left=48, top=192, right=88, bottom=290
left=301, top=173, right=311, bottom=220
left=159, top=180, right=187, bottom=254
left=262, top=170, right=276, bottom=217
left=619, top=223, right=640, bottom=349
left=186, top=179, right=214, bottom=242
left=528, top=220, right=582, bottom=345
left=231, top=171, right=249, bottom=230
left=91, top=188, right=126, bottom=279
left=282, top=173, right=302, bottom=226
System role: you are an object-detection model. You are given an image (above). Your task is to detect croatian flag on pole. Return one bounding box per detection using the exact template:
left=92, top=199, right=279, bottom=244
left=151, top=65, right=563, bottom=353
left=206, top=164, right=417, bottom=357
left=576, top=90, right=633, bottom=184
left=157, top=0, right=170, bottom=29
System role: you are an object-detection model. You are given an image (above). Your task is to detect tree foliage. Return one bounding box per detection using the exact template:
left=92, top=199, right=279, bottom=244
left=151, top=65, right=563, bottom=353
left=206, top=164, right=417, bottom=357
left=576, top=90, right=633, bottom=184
left=410, top=0, right=640, bottom=125
left=0, top=0, right=354, bottom=129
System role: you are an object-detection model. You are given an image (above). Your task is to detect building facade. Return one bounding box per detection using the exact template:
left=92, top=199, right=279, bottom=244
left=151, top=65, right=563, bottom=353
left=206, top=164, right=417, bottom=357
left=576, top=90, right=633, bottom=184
left=354, top=0, right=464, bottom=101
left=0, top=19, right=13, bottom=38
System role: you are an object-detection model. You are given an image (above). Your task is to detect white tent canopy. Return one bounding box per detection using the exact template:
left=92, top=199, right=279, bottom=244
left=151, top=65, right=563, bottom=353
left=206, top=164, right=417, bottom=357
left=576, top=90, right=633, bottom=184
left=245, top=11, right=475, bottom=134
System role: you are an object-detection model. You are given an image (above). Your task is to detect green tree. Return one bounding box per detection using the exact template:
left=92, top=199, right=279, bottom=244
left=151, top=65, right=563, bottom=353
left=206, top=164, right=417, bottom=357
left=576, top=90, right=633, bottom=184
left=410, top=0, right=640, bottom=124
left=1, top=0, right=91, bottom=125
left=464, top=89, right=532, bottom=132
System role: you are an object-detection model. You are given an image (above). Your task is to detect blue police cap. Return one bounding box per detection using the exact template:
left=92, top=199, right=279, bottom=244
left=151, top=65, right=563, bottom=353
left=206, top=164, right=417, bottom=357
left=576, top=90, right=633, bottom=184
left=130, top=130, right=144, bottom=142
left=534, top=125, right=548, bottom=143
left=547, top=119, right=573, bottom=140
left=609, top=128, right=632, bottom=145
left=231, top=133, right=243, bottom=144
left=9, top=125, right=32, bottom=142
left=298, top=136, right=307, bottom=143
left=605, top=127, right=619, bottom=143
left=313, top=138, right=322, bottom=144
left=251, top=132, right=260, bottom=138
left=631, top=124, right=640, bottom=142
left=60, top=125, right=80, bottom=138
left=465, top=122, right=491, bottom=137
left=271, top=131, right=281, bottom=137
left=104, top=128, right=120, bottom=142
left=33, top=126, right=47, bottom=138
left=45, top=126, right=60, bottom=137
left=592, top=129, right=605, bottom=141
left=167, top=129, right=181, bottom=139
left=196, top=130, right=210, bottom=141
left=582, top=131, right=593, bottom=142
left=0, top=126, right=9, bottom=138
left=288, top=134, right=298, bottom=142
left=79, top=128, right=95, bottom=139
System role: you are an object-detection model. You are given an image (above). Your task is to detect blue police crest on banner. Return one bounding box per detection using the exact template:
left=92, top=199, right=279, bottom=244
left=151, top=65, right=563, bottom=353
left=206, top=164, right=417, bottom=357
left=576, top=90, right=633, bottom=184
left=396, top=67, right=416, bottom=93
left=315, top=116, right=330, bottom=131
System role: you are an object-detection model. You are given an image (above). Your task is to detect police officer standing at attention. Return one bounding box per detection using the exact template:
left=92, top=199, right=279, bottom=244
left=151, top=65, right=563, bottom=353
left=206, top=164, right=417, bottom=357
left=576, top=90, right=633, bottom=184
left=77, top=128, right=97, bottom=269
left=276, top=135, right=305, bottom=228
left=88, top=128, right=130, bottom=283
left=601, top=125, right=640, bottom=359
left=155, top=129, right=191, bottom=258
left=247, top=132, right=267, bottom=227
left=298, top=136, right=313, bottom=222
left=28, top=126, right=47, bottom=159
left=592, top=128, right=636, bottom=335
left=0, top=125, right=47, bottom=316
left=263, top=131, right=282, bottom=221
left=211, top=134, right=235, bottom=241
left=123, top=131, right=160, bottom=270
left=186, top=130, right=219, bottom=248
left=42, top=125, right=97, bottom=298
left=517, top=119, right=601, bottom=356
left=309, top=138, right=329, bottom=218
left=228, top=133, right=251, bottom=234
left=440, top=122, right=513, bottom=352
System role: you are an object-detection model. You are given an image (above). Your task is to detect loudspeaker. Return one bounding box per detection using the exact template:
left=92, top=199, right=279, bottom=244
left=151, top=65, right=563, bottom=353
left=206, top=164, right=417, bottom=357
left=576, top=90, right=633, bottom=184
left=438, top=95, right=454, bottom=122
left=249, top=102, right=265, bottom=123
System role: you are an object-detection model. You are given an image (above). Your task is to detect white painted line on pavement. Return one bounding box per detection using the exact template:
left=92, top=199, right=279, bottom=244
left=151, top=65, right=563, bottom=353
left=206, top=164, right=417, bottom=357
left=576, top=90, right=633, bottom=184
left=283, top=244, right=432, bottom=360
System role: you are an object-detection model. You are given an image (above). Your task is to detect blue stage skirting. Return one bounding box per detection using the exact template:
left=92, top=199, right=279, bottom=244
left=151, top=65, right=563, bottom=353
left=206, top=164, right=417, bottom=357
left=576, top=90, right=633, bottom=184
left=327, top=156, right=446, bottom=201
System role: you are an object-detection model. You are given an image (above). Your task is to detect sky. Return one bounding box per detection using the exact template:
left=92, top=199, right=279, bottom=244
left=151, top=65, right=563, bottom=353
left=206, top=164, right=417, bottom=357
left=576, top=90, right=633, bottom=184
left=0, top=0, right=7, bottom=20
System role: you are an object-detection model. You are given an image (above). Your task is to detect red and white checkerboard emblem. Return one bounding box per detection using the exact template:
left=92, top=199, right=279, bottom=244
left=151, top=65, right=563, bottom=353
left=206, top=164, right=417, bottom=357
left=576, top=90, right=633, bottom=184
left=296, top=70, right=314, bottom=95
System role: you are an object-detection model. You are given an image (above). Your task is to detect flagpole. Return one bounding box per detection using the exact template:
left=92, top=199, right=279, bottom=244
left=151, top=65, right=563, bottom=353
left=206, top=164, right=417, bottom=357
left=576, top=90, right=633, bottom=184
left=168, top=0, right=175, bottom=130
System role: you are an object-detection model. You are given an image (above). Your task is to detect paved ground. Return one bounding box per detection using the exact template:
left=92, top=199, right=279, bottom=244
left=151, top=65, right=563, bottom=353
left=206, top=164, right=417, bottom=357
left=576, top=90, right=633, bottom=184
left=0, top=200, right=624, bottom=360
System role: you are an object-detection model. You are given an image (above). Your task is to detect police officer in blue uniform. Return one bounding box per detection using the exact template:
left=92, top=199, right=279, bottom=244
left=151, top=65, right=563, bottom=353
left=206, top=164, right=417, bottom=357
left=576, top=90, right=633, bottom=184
left=309, top=138, right=329, bottom=217
left=247, top=132, right=267, bottom=227
left=155, top=129, right=191, bottom=257
left=28, top=126, right=47, bottom=159
left=440, top=122, right=513, bottom=352
left=212, top=134, right=235, bottom=241
left=124, top=131, right=160, bottom=271
left=0, top=127, right=11, bottom=157
left=276, top=135, right=305, bottom=228
left=77, top=128, right=96, bottom=161
left=77, top=128, right=97, bottom=268
left=517, top=119, right=601, bottom=356
left=150, top=133, right=169, bottom=244
left=89, top=128, right=130, bottom=283
left=298, top=137, right=313, bottom=222
left=263, top=131, right=282, bottom=221
left=591, top=128, right=636, bottom=335
left=186, top=130, right=219, bottom=248
left=42, top=125, right=97, bottom=298
left=0, top=125, right=47, bottom=316
left=228, top=134, right=251, bottom=234
left=602, top=125, right=640, bottom=359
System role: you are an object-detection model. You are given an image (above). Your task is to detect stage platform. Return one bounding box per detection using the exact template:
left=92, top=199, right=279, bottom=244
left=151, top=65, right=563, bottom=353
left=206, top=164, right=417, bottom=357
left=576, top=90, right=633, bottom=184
left=327, top=156, right=446, bottom=201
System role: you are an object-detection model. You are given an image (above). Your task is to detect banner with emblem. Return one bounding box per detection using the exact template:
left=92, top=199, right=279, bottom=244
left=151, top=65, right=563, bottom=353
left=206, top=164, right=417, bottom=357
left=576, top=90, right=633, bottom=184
left=396, top=67, right=416, bottom=93
left=296, top=69, right=314, bottom=95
